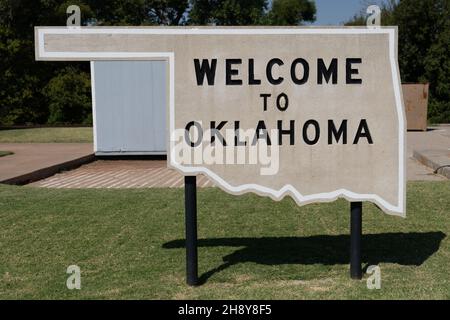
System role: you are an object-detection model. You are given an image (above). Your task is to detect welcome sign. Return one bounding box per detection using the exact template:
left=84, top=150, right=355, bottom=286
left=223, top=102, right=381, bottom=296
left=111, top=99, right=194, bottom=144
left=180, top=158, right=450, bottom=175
left=35, top=27, right=406, bottom=216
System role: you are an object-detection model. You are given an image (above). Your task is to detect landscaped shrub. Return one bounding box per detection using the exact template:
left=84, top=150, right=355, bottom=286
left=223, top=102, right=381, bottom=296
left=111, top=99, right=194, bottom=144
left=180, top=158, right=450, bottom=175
left=43, top=67, right=92, bottom=125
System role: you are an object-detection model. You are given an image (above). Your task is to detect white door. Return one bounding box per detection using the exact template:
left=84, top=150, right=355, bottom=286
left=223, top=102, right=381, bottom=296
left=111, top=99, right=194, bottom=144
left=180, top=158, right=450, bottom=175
left=92, top=61, right=166, bottom=155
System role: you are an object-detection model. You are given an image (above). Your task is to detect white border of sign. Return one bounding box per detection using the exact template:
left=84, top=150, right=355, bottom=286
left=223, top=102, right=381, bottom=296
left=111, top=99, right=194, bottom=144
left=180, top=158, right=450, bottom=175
left=36, top=27, right=406, bottom=216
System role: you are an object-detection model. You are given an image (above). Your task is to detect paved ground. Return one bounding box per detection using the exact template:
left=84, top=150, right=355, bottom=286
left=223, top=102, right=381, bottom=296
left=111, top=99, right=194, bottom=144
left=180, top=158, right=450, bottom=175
left=30, top=160, right=214, bottom=188
left=0, top=143, right=93, bottom=183
left=409, top=125, right=450, bottom=179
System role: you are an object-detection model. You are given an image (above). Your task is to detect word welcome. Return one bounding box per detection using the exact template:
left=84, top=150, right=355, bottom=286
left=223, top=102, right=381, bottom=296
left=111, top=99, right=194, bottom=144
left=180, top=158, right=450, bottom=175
left=194, top=58, right=363, bottom=86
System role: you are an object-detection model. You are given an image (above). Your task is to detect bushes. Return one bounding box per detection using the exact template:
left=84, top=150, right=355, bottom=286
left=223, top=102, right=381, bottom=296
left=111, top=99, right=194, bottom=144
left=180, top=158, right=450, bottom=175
left=43, top=67, right=92, bottom=125
left=423, top=21, right=450, bottom=124
left=0, top=0, right=318, bottom=126
left=0, top=27, right=47, bottom=125
left=345, top=0, right=450, bottom=124
left=394, top=0, right=450, bottom=123
left=1, top=0, right=448, bottom=125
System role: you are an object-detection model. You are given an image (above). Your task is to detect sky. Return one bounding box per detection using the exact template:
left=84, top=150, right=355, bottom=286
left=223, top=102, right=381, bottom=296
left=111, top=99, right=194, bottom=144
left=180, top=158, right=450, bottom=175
left=310, top=0, right=387, bottom=25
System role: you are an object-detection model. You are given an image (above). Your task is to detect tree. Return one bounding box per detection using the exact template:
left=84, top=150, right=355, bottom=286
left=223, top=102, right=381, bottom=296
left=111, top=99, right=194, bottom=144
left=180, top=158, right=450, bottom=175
left=423, top=2, right=450, bottom=123
left=0, top=0, right=317, bottom=125
left=0, top=26, right=46, bottom=125
left=148, top=0, right=190, bottom=25
left=189, top=0, right=268, bottom=25
left=44, top=67, right=92, bottom=124
left=82, top=0, right=190, bottom=26
left=189, top=0, right=316, bottom=25
left=344, top=0, right=450, bottom=123
left=268, top=0, right=316, bottom=25
left=393, top=0, right=445, bottom=83
left=0, top=0, right=93, bottom=125
left=0, top=0, right=190, bottom=125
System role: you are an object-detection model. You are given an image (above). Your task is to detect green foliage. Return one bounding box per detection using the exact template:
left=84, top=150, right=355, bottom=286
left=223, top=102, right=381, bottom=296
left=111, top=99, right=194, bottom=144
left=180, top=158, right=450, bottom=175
left=3, top=0, right=448, bottom=124
left=422, top=4, right=450, bottom=123
left=84, top=0, right=190, bottom=26
left=345, top=0, right=450, bottom=123
left=188, top=0, right=316, bottom=25
left=0, top=0, right=317, bottom=125
left=43, top=67, right=92, bottom=125
left=0, top=0, right=191, bottom=125
left=0, top=26, right=47, bottom=125
left=0, top=0, right=316, bottom=126
left=268, top=0, right=316, bottom=25
left=147, top=0, right=190, bottom=25
left=393, top=0, right=445, bottom=83
left=0, top=0, right=91, bottom=125
left=189, top=0, right=269, bottom=25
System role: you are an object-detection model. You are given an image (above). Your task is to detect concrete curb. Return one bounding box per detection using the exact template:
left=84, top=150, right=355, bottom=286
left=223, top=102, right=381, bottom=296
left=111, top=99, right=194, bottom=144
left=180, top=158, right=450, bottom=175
left=413, top=149, right=450, bottom=179
left=0, top=154, right=96, bottom=185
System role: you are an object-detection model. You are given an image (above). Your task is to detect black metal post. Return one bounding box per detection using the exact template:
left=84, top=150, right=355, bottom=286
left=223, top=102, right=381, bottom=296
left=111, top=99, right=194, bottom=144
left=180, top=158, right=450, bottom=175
left=350, top=202, right=362, bottom=279
left=185, top=176, right=198, bottom=286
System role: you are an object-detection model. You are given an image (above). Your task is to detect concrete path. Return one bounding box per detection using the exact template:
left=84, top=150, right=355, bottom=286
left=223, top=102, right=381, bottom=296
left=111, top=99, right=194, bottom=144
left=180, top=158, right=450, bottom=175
left=409, top=125, right=450, bottom=179
left=0, top=143, right=94, bottom=184
left=406, top=157, right=445, bottom=181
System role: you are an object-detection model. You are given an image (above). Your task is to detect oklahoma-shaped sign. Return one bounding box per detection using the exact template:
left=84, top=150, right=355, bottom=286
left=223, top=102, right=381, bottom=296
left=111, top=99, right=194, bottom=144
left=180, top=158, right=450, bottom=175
left=35, top=27, right=406, bottom=216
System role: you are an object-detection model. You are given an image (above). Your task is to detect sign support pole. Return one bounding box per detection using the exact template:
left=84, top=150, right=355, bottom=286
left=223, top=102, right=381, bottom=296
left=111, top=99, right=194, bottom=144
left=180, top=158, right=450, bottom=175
left=350, top=202, right=362, bottom=279
left=185, top=176, right=198, bottom=286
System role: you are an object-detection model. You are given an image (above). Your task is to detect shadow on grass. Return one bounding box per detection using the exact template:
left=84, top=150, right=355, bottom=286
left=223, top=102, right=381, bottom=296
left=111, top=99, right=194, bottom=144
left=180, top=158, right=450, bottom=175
left=163, top=232, right=446, bottom=284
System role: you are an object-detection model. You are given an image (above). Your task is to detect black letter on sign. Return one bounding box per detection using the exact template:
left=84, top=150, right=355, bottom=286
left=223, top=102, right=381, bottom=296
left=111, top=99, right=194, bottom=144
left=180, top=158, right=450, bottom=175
left=234, top=121, right=247, bottom=146
left=318, top=58, right=338, bottom=84
left=346, top=58, right=362, bottom=84
left=226, top=59, right=243, bottom=85
left=185, top=121, right=203, bottom=147
left=276, top=93, right=289, bottom=111
left=303, top=120, right=320, bottom=145
left=249, top=59, right=261, bottom=85
left=353, top=119, right=373, bottom=144
left=328, top=119, right=348, bottom=144
left=211, top=121, right=228, bottom=146
left=278, top=120, right=295, bottom=145
left=260, top=93, right=271, bottom=111
left=252, top=120, right=272, bottom=146
left=266, top=58, right=284, bottom=85
left=194, top=59, right=217, bottom=85
left=291, top=58, right=309, bottom=84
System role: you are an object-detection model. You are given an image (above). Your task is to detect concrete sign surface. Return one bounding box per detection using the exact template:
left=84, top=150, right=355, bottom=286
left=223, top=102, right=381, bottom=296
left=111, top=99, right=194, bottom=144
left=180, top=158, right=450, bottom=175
left=35, top=27, right=406, bottom=216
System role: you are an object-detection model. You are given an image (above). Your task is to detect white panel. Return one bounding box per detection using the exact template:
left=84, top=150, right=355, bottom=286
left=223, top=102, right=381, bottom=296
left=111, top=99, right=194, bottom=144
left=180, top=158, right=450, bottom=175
left=92, top=61, right=167, bottom=154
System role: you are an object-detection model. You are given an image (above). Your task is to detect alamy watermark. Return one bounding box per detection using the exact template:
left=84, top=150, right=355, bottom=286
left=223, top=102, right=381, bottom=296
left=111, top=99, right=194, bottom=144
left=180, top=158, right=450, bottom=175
left=66, top=265, right=81, bottom=290
left=171, top=125, right=281, bottom=176
left=366, top=265, right=381, bottom=289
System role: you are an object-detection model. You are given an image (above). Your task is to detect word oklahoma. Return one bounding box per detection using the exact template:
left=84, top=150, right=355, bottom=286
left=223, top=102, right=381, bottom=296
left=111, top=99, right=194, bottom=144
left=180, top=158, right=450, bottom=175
left=185, top=119, right=373, bottom=146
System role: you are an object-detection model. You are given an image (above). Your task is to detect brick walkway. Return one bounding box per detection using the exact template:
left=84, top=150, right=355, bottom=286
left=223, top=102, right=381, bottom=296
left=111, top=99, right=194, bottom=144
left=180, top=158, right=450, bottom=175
left=30, top=160, right=214, bottom=188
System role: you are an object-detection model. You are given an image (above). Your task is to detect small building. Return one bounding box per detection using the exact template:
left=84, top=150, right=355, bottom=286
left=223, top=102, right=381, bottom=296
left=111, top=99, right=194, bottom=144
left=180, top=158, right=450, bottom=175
left=91, top=60, right=167, bottom=155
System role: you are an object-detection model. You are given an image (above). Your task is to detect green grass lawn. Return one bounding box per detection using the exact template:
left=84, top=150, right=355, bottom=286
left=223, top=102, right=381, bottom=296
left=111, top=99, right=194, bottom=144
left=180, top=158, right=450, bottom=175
left=0, top=151, right=13, bottom=157
left=0, top=128, right=93, bottom=143
left=0, top=181, right=448, bottom=299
